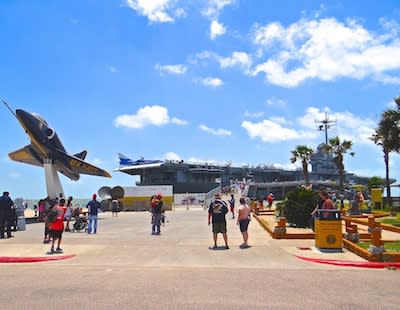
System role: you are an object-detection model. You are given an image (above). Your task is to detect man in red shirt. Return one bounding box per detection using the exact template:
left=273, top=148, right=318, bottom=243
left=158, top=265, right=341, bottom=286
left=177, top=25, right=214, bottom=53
left=47, top=198, right=66, bottom=254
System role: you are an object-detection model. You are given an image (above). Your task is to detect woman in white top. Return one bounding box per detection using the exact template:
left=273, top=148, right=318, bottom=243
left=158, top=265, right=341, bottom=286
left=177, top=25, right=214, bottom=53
left=237, top=197, right=251, bottom=248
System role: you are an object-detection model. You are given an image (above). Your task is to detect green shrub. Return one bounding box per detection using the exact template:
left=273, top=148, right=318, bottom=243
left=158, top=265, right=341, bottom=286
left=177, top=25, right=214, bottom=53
left=280, top=188, right=319, bottom=228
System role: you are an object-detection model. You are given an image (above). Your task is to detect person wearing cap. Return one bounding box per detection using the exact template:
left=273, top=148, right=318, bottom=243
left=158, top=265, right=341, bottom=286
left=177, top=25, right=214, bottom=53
left=86, top=193, right=101, bottom=234
left=151, top=193, right=163, bottom=235
left=0, top=191, right=15, bottom=239
left=208, top=193, right=229, bottom=249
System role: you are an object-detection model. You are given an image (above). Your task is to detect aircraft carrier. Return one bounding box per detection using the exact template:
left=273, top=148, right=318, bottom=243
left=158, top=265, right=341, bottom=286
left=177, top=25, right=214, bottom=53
left=115, top=144, right=371, bottom=198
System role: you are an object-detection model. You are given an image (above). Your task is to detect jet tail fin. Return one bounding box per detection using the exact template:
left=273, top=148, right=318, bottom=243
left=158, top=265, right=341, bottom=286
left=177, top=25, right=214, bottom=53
left=58, top=151, right=111, bottom=178
left=74, top=150, right=87, bottom=160
left=118, top=153, right=134, bottom=166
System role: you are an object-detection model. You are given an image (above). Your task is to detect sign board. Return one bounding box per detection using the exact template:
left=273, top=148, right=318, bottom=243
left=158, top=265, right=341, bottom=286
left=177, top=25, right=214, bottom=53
left=174, top=193, right=205, bottom=205
left=371, top=188, right=383, bottom=203
left=315, top=220, right=343, bottom=249
left=123, top=185, right=173, bottom=197
left=120, top=186, right=173, bottom=211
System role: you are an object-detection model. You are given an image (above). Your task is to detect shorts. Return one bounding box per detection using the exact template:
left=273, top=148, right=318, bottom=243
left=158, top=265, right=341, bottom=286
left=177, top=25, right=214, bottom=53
left=49, top=230, right=63, bottom=239
left=212, top=222, right=227, bottom=234
left=239, top=219, right=250, bottom=232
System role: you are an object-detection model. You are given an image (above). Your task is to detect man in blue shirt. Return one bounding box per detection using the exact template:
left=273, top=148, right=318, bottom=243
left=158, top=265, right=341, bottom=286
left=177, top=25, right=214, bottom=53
left=86, top=193, right=101, bottom=234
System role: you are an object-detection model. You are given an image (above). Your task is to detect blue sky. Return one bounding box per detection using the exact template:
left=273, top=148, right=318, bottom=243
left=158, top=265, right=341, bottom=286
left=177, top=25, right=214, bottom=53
left=1, top=0, right=400, bottom=199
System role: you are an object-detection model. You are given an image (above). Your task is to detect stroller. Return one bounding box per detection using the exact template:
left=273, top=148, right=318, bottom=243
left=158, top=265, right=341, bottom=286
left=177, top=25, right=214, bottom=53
left=71, top=207, right=88, bottom=232
left=72, top=216, right=88, bottom=232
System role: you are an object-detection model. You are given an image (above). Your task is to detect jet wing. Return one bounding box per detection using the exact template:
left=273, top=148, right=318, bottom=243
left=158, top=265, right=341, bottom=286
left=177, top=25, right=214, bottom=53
left=8, top=145, right=42, bottom=167
left=58, top=151, right=112, bottom=178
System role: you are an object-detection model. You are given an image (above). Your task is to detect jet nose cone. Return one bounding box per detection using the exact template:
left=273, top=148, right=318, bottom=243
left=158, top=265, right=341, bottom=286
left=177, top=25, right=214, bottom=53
left=16, top=109, right=30, bottom=120
left=15, top=109, right=36, bottom=129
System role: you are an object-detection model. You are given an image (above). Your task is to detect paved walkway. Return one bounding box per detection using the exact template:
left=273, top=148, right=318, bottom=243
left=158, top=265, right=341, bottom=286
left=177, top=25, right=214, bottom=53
left=0, top=208, right=399, bottom=309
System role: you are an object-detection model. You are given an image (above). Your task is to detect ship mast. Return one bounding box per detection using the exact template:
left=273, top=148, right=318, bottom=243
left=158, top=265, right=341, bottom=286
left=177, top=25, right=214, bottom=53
left=316, top=112, right=336, bottom=144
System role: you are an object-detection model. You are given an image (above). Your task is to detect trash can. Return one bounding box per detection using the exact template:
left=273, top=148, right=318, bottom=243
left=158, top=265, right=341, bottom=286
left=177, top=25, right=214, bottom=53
left=14, top=198, right=26, bottom=231
left=315, top=210, right=342, bottom=250
left=17, top=216, right=26, bottom=231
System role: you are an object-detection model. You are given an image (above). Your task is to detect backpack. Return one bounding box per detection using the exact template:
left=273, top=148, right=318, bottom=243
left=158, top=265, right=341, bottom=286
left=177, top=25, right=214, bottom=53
left=154, top=201, right=163, bottom=213
left=47, top=208, right=58, bottom=223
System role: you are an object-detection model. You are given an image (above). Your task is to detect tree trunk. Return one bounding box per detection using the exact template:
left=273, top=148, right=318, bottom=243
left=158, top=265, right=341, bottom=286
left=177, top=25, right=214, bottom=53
left=338, top=155, right=344, bottom=189
left=302, top=160, right=309, bottom=185
left=384, top=150, right=391, bottom=206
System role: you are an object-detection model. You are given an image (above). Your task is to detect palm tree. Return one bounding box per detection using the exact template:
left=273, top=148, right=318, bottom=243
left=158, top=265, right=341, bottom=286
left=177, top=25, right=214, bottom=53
left=323, top=136, right=354, bottom=189
left=290, top=145, right=314, bottom=185
left=371, top=97, right=400, bottom=205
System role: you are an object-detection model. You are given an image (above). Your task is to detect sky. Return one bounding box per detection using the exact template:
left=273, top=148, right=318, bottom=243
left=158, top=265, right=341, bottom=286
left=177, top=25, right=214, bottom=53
left=1, top=0, right=399, bottom=199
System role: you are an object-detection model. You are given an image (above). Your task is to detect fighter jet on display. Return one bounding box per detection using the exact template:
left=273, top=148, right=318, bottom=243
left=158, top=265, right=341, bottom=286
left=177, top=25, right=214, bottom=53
left=117, top=153, right=163, bottom=171
left=3, top=101, right=111, bottom=181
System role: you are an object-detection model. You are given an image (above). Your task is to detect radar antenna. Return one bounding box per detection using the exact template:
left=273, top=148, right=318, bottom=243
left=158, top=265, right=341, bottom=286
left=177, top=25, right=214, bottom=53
left=315, top=112, right=336, bottom=144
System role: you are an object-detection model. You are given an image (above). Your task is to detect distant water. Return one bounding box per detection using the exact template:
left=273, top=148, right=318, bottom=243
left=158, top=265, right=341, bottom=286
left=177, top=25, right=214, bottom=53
left=23, top=198, right=91, bottom=209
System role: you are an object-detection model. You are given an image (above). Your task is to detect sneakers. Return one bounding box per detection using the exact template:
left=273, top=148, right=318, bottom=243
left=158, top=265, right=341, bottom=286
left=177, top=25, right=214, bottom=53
left=55, top=248, right=63, bottom=253
left=43, top=239, right=50, bottom=244
left=155, top=231, right=161, bottom=235
left=46, top=249, right=55, bottom=255
left=225, top=245, right=230, bottom=250
left=151, top=231, right=155, bottom=235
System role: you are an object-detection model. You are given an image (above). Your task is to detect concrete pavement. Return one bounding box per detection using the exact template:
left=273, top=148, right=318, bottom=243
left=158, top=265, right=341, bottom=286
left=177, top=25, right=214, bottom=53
left=0, top=208, right=399, bottom=309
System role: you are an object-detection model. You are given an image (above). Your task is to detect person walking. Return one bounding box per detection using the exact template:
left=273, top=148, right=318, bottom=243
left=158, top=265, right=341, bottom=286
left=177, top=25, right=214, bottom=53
left=208, top=193, right=229, bottom=249
left=0, top=191, right=14, bottom=239
left=237, top=197, right=251, bottom=248
left=151, top=194, right=163, bottom=235
left=112, top=199, right=120, bottom=217
left=47, top=198, right=66, bottom=254
left=64, top=196, right=73, bottom=232
left=266, top=193, right=274, bottom=209
left=310, top=191, right=325, bottom=231
left=228, top=194, right=235, bottom=219
left=87, top=194, right=101, bottom=234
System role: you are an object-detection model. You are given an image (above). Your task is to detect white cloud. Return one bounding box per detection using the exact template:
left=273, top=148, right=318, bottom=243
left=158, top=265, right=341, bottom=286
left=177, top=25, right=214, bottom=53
left=199, top=124, right=232, bottom=136
left=274, top=162, right=299, bottom=170
left=210, top=20, right=226, bottom=40
left=198, top=77, right=224, bottom=87
left=297, top=107, right=376, bottom=144
left=109, top=66, right=118, bottom=73
left=266, top=97, right=286, bottom=106
left=387, top=98, right=399, bottom=109
left=8, top=171, right=20, bottom=179
left=241, top=106, right=377, bottom=144
left=90, top=158, right=104, bottom=166
left=218, top=51, right=252, bottom=73
left=251, top=17, right=400, bottom=87
left=241, top=119, right=317, bottom=142
left=171, top=117, right=188, bottom=125
left=114, top=105, right=188, bottom=129
left=202, top=0, right=236, bottom=18
left=174, top=7, right=187, bottom=18
left=124, top=0, right=179, bottom=23
left=164, top=152, right=181, bottom=161
left=155, top=64, right=187, bottom=75
left=374, top=74, right=400, bottom=85
left=244, top=110, right=264, bottom=118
